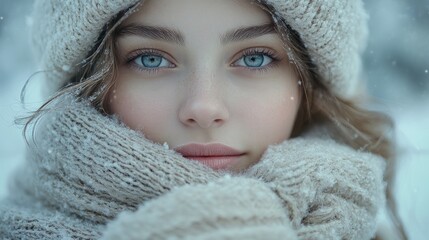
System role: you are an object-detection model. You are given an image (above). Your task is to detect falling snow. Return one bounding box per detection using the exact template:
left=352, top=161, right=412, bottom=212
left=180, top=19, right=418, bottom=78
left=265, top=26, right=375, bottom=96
left=0, top=1, right=428, bottom=239
left=62, top=65, right=71, bottom=72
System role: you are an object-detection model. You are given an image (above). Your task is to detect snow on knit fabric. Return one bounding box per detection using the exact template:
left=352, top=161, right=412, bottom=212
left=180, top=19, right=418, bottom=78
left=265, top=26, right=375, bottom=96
left=0, top=94, right=221, bottom=239
left=31, top=0, right=367, bottom=99
left=0, top=95, right=385, bottom=239
left=31, top=0, right=142, bottom=96
left=102, top=177, right=299, bottom=239
left=246, top=137, right=386, bottom=239
left=259, top=0, right=368, bottom=98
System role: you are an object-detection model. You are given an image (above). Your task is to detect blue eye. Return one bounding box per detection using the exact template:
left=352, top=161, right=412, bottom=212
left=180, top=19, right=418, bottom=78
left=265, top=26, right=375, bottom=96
left=133, top=54, right=173, bottom=69
left=235, top=53, right=273, bottom=68
left=245, top=54, right=264, bottom=67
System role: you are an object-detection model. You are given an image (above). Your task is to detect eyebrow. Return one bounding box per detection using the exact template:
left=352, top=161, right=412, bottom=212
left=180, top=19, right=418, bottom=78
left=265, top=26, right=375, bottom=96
left=221, top=23, right=276, bottom=44
left=116, top=23, right=276, bottom=45
left=116, top=24, right=185, bottom=45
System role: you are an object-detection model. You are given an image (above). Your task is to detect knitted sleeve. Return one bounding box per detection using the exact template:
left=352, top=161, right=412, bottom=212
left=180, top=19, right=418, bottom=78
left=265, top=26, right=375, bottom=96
left=101, top=177, right=299, bottom=240
left=101, top=138, right=385, bottom=240
left=246, top=137, right=386, bottom=239
left=0, top=198, right=103, bottom=239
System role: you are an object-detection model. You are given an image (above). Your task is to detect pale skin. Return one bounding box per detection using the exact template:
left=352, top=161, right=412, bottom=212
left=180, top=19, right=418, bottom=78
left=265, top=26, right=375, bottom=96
left=109, top=0, right=301, bottom=171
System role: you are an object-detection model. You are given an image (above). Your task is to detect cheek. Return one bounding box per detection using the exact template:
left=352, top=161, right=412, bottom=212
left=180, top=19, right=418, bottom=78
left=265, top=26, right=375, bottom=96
left=231, top=89, right=300, bottom=171
left=108, top=82, right=173, bottom=140
left=246, top=94, right=299, bottom=142
left=240, top=73, right=300, bottom=138
left=233, top=75, right=300, bottom=162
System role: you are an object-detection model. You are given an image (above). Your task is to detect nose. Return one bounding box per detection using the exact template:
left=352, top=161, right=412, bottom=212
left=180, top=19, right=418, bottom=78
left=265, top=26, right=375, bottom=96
left=179, top=75, right=229, bottom=129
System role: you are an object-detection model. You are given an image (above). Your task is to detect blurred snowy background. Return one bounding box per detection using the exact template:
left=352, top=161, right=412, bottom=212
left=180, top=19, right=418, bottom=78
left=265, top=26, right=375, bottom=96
left=0, top=0, right=428, bottom=239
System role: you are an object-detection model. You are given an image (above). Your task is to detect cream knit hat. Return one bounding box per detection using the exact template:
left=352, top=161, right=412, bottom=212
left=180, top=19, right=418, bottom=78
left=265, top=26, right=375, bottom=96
left=31, top=0, right=368, bottom=99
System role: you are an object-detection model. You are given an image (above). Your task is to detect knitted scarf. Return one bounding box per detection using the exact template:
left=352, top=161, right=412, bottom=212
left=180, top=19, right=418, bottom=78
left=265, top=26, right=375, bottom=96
left=0, top=95, right=386, bottom=239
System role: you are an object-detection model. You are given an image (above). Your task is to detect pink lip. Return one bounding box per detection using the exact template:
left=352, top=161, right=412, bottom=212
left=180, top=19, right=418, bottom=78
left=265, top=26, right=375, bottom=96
left=174, top=143, right=244, bottom=170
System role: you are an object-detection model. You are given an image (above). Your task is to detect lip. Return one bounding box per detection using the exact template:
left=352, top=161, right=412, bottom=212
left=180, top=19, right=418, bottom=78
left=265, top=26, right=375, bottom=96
left=174, top=143, right=245, bottom=170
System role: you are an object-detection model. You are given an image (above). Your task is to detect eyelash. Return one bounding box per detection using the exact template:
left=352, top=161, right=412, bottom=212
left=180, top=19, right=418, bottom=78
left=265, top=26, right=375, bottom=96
left=232, top=48, right=281, bottom=73
left=125, top=49, right=175, bottom=74
left=125, top=48, right=280, bottom=74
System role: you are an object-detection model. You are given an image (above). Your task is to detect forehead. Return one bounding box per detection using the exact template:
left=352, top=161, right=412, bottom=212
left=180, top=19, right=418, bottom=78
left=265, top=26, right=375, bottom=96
left=123, top=0, right=272, bottom=30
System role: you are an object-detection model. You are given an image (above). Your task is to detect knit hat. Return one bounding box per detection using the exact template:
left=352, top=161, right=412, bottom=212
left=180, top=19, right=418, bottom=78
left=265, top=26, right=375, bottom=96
left=31, top=0, right=368, bottom=99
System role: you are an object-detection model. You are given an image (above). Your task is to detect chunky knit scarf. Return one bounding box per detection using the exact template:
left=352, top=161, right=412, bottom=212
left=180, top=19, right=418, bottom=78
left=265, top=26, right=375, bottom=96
left=1, top=95, right=385, bottom=239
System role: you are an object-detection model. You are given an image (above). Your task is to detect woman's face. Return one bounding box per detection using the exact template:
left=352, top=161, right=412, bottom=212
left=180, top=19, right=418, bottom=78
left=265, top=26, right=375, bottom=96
left=109, top=0, right=300, bottom=172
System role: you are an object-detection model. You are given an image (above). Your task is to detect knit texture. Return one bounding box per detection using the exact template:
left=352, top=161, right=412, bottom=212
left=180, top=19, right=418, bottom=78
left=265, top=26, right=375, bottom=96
left=260, top=0, right=368, bottom=98
left=31, top=0, right=141, bottom=97
left=31, top=0, right=368, bottom=99
left=0, top=95, right=385, bottom=239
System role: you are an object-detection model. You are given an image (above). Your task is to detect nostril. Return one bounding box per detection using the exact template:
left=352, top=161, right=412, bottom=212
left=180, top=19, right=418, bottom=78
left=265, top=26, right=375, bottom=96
left=184, top=117, right=223, bottom=128
left=178, top=100, right=229, bottom=128
left=187, top=119, right=197, bottom=124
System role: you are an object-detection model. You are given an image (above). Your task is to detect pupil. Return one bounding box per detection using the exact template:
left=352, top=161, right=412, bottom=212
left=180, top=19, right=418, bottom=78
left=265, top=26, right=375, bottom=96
left=244, top=54, right=263, bottom=67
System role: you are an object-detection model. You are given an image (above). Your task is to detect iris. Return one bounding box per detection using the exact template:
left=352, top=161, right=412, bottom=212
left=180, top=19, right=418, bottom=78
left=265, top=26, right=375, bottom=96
left=243, top=54, right=264, bottom=67
left=140, top=55, right=163, bottom=68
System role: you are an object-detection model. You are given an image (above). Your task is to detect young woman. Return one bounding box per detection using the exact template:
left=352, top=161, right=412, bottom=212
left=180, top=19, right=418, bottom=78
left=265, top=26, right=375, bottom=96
left=0, top=0, right=407, bottom=239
